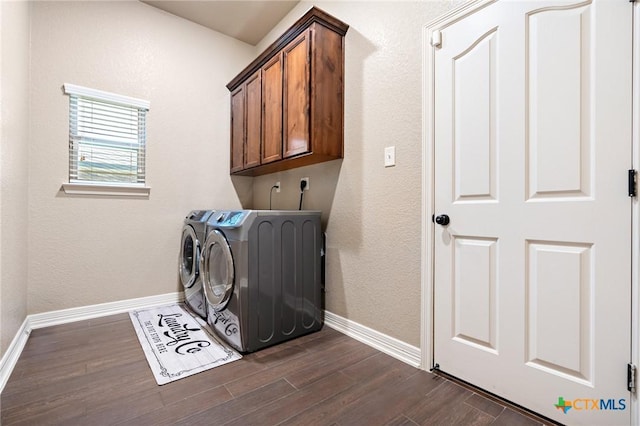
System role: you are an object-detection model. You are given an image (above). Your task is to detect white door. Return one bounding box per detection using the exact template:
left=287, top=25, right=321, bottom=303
left=432, top=1, right=633, bottom=424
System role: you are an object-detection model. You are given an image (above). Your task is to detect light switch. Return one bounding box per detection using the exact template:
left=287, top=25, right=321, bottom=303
left=384, top=146, right=396, bottom=167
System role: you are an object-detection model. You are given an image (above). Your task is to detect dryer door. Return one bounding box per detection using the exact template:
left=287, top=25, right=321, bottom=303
left=201, top=229, right=235, bottom=311
left=179, top=225, right=199, bottom=289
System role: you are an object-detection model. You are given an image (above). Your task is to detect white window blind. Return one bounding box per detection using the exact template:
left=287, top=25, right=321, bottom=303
left=63, top=84, right=150, bottom=186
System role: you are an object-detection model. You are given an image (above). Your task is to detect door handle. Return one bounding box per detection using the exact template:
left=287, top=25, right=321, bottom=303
left=434, top=214, right=450, bottom=226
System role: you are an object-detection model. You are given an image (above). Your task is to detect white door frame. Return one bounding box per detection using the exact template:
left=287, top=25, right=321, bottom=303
left=631, top=1, right=640, bottom=425
left=420, top=0, right=640, bottom=423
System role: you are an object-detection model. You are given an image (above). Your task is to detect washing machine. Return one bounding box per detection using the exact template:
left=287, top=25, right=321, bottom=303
left=179, top=210, right=214, bottom=318
left=199, top=210, right=323, bottom=353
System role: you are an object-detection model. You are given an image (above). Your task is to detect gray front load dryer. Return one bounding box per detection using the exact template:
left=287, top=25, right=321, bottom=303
left=200, top=210, right=323, bottom=353
left=179, top=210, right=214, bottom=318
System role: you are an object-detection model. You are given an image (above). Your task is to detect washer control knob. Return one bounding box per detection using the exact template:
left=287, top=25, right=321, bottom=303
left=435, top=214, right=450, bottom=226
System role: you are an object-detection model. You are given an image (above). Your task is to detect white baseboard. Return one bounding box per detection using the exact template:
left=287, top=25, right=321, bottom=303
left=0, top=292, right=183, bottom=393
left=324, top=311, right=422, bottom=368
left=28, top=292, right=183, bottom=330
left=0, top=318, right=30, bottom=393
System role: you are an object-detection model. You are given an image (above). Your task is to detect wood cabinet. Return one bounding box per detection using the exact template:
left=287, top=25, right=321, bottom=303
left=244, top=72, right=262, bottom=169
left=261, top=53, right=283, bottom=164
left=230, top=71, right=261, bottom=173
left=283, top=30, right=310, bottom=159
left=227, top=7, right=348, bottom=176
left=230, top=85, right=244, bottom=173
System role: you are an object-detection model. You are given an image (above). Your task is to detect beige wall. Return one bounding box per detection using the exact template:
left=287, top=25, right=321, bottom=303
left=27, top=1, right=255, bottom=314
left=252, top=1, right=454, bottom=346
left=1, top=1, right=31, bottom=354
left=2, top=0, right=457, bottom=357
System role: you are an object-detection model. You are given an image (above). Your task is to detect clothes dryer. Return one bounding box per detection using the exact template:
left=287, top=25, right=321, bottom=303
left=179, top=210, right=214, bottom=318
left=200, top=210, right=323, bottom=353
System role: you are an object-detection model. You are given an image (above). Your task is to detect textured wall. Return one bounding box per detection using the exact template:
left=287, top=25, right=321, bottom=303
left=22, top=0, right=458, bottom=352
left=252, top=1, right=454, bottom=347
left=1, top=1, right=30, bottom=354
left=27, top=1, right=255, bottom=314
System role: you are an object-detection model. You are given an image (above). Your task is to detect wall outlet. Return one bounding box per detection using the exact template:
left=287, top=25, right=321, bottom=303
left=275, top=181, right=280, bottom=193
left=301, top=177, right=310, bottom=190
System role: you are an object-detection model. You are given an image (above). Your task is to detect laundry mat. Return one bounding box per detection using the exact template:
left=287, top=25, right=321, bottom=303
left=129, top=304, right=241, bottom=385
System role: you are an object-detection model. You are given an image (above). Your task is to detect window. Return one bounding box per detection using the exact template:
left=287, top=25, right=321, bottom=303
left=62, top=84, right=150, bottom=195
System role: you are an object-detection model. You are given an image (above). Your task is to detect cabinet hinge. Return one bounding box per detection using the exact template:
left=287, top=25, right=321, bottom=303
left=628, top=363, right=636, bottom=393
left=431, top=30, right=442, bottom=48
left=629, top=169, right=637, bottom=197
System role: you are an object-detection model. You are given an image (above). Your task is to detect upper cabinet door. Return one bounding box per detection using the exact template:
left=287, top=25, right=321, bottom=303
left=262, top=53, right=283, bottom=164
left=283, top=30, right=311, bottom=159
left=230, top=86, right=245, bottom=173
left=244, top=71, right=262, bottom=169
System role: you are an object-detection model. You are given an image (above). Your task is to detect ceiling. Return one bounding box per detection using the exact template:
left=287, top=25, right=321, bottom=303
left=141, top=1, right=300, bottom=46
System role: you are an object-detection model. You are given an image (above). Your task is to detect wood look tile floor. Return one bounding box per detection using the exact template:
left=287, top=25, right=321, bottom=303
left=1, top=313, right=557, bottom=425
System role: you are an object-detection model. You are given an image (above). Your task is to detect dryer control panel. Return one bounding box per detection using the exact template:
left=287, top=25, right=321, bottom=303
left=214, top=211, right=247, bottom=228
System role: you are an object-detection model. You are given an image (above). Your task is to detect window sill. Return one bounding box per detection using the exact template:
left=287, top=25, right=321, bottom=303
left=61, top=182, right=151, bottom=198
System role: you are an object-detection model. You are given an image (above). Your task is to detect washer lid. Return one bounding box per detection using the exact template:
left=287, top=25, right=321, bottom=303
left=201, top=229, right=234, bottom=312
left=179, top=225, right=199, bottom=289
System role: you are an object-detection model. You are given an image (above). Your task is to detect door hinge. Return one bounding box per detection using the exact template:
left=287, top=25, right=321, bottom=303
left=628, top=363, right=636, bottom=393
left=431, top=30, right=442, bottom=48
left=628, top=169, right=637, bottom=197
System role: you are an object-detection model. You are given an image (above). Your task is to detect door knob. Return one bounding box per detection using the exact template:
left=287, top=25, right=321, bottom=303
left=435, top=214, right=450, bottom=226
